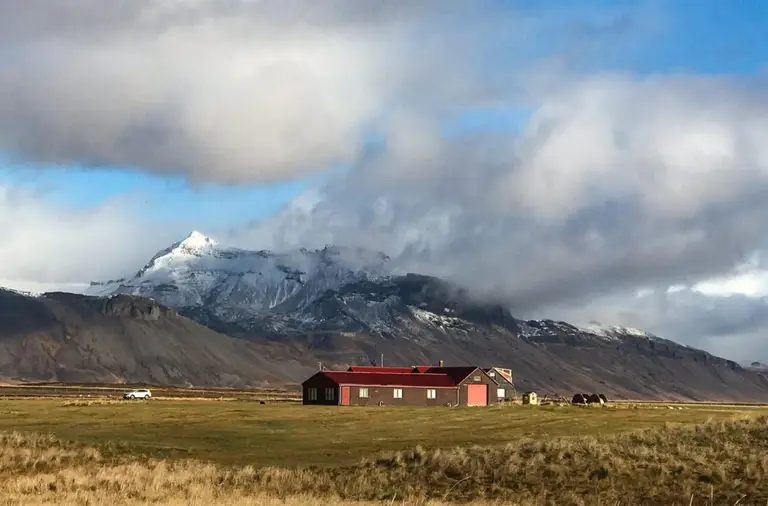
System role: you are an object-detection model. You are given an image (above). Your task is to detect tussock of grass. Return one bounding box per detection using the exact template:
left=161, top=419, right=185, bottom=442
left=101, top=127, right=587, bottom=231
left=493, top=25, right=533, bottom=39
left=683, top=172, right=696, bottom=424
left=327, top=415, right=768, bottom=503
left=2, top=416, right=768, bottom=505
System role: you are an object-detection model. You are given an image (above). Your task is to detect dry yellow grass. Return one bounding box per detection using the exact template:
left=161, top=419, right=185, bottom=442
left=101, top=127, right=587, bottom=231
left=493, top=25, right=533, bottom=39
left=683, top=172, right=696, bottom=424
left=2, top=415, right=768, bottom=505
left=3, top=399, right=762, bottom=467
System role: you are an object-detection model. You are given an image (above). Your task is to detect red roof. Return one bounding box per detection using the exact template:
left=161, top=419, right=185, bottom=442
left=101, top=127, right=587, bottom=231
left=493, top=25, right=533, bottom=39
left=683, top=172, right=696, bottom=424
left=320, top=371, right=457, bottom=387
left=419, top=367, right=482, bottom=384
left=347, top=366, right=415, bottom=373
left=411, top=366, right=433, bottom=373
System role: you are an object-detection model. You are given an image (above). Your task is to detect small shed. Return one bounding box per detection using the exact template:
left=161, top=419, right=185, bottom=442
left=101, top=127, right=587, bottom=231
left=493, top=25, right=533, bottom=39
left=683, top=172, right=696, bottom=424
left=522, top=391, right=538, bottom=405
left=571, top=393, right=587, bottom=405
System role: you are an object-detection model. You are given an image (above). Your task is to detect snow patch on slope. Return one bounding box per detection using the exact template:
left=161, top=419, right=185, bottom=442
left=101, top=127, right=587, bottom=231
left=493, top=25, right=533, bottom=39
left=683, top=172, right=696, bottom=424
left=408, top=306, right=465, bottom=328
left=579, top=322, right=647, bottom=339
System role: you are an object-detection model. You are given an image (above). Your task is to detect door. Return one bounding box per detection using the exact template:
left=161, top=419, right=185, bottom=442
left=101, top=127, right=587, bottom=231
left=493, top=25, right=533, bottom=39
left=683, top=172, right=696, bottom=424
left=467, top=384, right=487, bottom=406
left=340, top=386, right=351, bottom=406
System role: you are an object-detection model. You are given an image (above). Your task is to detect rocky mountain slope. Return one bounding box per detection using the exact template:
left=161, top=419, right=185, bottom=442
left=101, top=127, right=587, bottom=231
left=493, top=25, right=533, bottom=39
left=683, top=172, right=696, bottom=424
left=72, top=232, right=768, bottom=401
left=0, top=288, right=314, bottom=386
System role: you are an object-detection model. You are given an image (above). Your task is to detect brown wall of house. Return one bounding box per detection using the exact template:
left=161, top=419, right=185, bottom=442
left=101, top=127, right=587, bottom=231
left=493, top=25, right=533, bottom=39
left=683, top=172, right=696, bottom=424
left=496, top=385, right=514, bottom=400
left=302, top=374, right=340, bottom=405
left=457, top=369, right=500, bottom=406
left=346, top=386, right=458, bottom=406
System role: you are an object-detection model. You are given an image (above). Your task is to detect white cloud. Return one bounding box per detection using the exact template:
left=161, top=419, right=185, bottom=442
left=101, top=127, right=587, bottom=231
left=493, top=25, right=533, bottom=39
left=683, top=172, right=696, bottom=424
left=239, top=73, right=768, bottom=297
left=0, top=0, right=521, bottom=184
left=0, top=185, right=184, bottom=291
left=230, top=72, right=768, bottom=361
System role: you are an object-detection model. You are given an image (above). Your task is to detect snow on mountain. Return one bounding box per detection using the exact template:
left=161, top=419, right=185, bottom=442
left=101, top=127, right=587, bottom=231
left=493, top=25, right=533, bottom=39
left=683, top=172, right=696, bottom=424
left=578, top=321, right=648, bottom=338
left=87, top=231, right=391, bottom=320
left=85, top=232, right=691, bottom=353
left=513, top=318, right=674, bottom=345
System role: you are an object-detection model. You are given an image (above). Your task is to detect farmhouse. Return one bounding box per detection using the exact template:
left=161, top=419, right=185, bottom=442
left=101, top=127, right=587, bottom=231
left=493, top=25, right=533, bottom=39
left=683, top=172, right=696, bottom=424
left=302, top=365, right=500, bottom=406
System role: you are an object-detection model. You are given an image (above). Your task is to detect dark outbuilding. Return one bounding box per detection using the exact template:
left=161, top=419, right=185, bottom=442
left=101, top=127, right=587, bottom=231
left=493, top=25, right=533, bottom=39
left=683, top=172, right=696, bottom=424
left=572, top=393, right=587, bottom=405
left=587, top=393, right=604, bottom=405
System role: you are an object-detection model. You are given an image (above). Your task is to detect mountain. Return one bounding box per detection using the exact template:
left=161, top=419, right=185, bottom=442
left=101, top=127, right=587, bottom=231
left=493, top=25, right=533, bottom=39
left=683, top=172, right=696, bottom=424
left=86, top=231, right=389, bottom=320
left=74, top=232, right=768, bottom=401
left=0, top=288, right=314, bottom=386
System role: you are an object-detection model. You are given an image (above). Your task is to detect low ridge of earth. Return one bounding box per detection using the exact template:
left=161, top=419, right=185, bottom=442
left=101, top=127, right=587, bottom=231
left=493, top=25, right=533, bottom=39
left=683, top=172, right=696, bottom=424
left=1, top=231, right=767, bottom=401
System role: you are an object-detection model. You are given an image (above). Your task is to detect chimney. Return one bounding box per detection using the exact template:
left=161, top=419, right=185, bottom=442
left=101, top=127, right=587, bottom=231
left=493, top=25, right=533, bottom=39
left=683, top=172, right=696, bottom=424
left=439, top=360, right=444, bottom=367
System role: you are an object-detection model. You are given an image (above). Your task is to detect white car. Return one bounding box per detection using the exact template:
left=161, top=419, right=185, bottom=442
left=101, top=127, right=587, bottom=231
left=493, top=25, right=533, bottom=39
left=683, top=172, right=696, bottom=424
left=123, top=388, right=152, bottom=400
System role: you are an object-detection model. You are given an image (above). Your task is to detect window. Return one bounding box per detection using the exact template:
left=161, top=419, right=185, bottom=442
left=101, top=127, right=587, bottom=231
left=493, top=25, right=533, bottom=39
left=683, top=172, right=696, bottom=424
left=307, top=388, right=317, bottom=401
left=427, top=389, right=436, bottom=399
left=489, top=371, right=496, bottom=377
left=497, top=388, right=506, bottom=399
left=325, top=387, right=335, bottom=400
left=359, top=387, right=369, bottom=398
left=393, top=388, right=403, bottom=399
left=473, top=376, right=481, bottom=382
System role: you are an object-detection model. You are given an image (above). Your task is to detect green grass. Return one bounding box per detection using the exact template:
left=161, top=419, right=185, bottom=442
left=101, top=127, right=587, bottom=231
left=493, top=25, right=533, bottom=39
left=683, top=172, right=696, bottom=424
left=0, top=399, right=765, bottom=468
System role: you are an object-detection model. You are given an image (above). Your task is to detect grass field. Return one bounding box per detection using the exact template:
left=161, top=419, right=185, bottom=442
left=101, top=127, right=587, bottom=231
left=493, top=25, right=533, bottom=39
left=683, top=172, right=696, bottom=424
left=0, top=399, right=766, bottom=467
left=3, top=399, right=768, bottom=505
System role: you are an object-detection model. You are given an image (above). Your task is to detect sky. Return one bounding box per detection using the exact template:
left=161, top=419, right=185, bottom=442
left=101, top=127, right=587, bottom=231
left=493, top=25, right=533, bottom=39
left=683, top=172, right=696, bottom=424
left=1, top=0, right=768, bottom=363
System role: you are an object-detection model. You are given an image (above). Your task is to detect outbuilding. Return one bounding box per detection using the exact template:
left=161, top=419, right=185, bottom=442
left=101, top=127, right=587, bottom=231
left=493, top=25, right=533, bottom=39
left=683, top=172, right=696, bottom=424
left=572, top=393, right=587, bottom=405
left=484, top=367, right=516, bottom=401
left=587, top=393, right=604, bottom=405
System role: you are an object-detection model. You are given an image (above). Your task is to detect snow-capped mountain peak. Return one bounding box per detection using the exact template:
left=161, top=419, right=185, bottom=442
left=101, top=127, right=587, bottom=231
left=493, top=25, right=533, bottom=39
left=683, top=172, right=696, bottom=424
left=178, top=230, right=217, bottom=251
left=87, top=235, right=392, bottom=316
left=132, top=230, right=221, bottom=280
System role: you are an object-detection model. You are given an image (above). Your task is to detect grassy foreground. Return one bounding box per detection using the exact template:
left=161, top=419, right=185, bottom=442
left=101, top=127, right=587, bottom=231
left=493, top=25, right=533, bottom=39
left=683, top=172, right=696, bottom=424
left=2, top=415, right=768, bottom=505
left=0, top=399, right=764, bottom=467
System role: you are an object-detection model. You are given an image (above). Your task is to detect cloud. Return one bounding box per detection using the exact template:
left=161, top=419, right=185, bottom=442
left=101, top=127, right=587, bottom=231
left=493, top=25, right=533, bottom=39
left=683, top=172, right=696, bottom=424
left=542, top=283, right=768, bottom=363
left=229, top=71, right=768, bottom=361
left=0, top=0, right=525, bottom=184
left=237, top=72, right=768, bottom=299
left=0, top=184, right=185, bottom=292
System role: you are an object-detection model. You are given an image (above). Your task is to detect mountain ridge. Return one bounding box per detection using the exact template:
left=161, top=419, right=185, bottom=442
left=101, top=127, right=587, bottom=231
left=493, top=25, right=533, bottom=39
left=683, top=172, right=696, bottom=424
left=2, top=231, right=767, bottom=401
left=0, top=288, right=315, bottom=386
